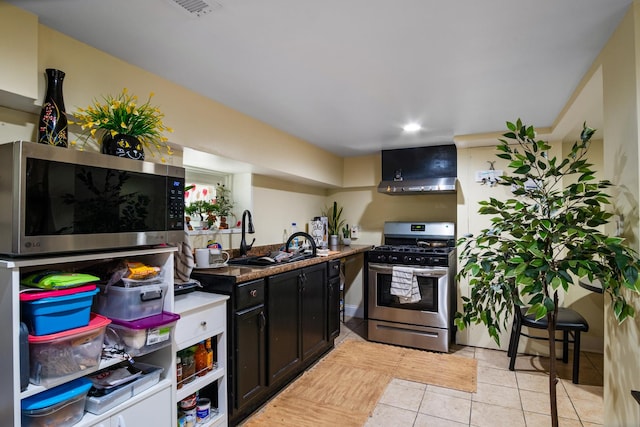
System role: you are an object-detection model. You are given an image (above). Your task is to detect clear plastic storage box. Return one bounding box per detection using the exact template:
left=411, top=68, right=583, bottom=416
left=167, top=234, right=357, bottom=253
left=21, top=377, right=92, bottom=427
left=85, top=362, right=164, bottom=414
left=94, top=281, right=168, bottom=321
left=105, top=311, right=179, bottom=356
left=28, top=314, right=111, bottom=387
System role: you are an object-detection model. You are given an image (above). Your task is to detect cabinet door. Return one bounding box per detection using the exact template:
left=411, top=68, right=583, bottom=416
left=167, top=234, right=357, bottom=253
left=301, top=264, right=328, bottom=360
left=234, top=303, right=267, bottom=411
left=110, top=386, right=172, bottom=427
left=267, top=269, right=301, bottom=384
left=328, top=275, right=341, bottom=340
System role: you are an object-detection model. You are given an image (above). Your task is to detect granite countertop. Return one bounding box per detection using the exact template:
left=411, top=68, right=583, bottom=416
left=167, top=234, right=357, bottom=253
left=192, top=244, right=372, bottom=283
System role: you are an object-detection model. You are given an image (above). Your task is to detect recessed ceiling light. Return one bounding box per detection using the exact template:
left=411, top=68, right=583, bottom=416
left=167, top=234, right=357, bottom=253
left=402, top=122, right=422, bottom=133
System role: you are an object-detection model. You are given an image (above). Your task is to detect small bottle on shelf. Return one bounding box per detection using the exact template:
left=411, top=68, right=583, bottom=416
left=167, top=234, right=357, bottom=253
left=205, top=337, right=214, bottom=372
left=176, top=356, right=183, bottom=389
left=195, top=341, right=208, bottom=377
left=182, top=352, right=196, bottom=384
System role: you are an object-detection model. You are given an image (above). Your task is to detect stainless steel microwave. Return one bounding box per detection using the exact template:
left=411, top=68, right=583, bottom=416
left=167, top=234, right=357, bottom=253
left=0, top=141, right=185, bottom=256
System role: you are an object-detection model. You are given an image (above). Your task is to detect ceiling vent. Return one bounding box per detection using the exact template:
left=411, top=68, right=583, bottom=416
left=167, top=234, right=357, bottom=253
left=169, top=0, right=221, bottom=17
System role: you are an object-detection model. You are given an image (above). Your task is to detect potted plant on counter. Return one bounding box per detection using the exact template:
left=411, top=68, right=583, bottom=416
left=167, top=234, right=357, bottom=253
left=323, top=201, right=345, bottom=247
left=212, top=183, right=234, bottom=229
left=342, top=225, right=352, bottom=245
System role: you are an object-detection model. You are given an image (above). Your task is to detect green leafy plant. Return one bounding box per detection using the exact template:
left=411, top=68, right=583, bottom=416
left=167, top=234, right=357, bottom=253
left=184, top=200, right=215, bottom=222
left=323, top=201, right=345, bottom=236
left=70, top=88, right=173, bottom=161
left=212, top=183, right=234, bottom=217
left=456, top=119, right=640, bottom=427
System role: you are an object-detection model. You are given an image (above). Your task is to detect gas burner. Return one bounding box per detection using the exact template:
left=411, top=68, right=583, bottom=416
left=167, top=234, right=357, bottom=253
left=372, top=244, right=454, bottom=255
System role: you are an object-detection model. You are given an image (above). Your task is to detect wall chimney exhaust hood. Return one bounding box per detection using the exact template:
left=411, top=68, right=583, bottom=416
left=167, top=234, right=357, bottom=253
left=378, top=144, right=457, bottom=195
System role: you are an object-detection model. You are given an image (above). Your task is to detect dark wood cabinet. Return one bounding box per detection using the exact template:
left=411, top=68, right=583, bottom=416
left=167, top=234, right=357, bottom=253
left=301, top=264, right=328, bottom=360
left=232, top=279, right=267, bottom=412
left=195, top=261, right=335, bottom=426
left=267, top=269, right=301, bottom=384
left=234, top=303, right=267, bottom=410
left=328, top=275, right=341, bottom=340
left=267, top=263, right=328, bottom=385
left=327, top=259, right=342, bottom=340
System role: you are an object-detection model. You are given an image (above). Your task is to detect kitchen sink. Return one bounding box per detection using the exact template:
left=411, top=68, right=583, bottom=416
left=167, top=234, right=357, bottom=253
left=227, top=252, right=316, bottom=267
left=227, top=256, right=275, bottom=267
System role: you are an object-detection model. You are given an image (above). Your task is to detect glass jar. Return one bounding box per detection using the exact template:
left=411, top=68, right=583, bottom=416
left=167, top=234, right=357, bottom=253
left=182, top=352, right=196, bottom=384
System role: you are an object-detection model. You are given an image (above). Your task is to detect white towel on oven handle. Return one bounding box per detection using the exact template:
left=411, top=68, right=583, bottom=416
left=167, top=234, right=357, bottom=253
left=390, top=266, right=421, bottom=304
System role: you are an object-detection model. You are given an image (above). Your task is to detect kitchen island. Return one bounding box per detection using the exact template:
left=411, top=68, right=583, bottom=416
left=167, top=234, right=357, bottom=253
left=191, top=244, right=370, bottom=426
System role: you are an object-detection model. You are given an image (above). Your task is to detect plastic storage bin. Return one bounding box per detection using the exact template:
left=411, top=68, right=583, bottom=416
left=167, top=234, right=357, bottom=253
left=21, top=285, right=99, bottom=335
left=85, top=362, right=164, bottom=415
left=105, top=311, right=179, bottom=356
left=94, top=281, right=168, bottom=321
left=21, top=377, right=92, bottom=427
left=28, top=314, right=111, bottom=387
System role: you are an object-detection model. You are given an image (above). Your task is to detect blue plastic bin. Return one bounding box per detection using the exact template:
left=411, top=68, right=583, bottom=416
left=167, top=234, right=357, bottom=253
left=21, top=286, right=99, bottom=335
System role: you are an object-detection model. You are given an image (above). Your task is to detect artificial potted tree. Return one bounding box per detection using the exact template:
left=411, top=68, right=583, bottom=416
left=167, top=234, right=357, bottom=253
left=456, top=119, right=640, bottom=427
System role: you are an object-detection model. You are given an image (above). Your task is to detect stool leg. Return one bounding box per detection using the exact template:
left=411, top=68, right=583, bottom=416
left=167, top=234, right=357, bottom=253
left=572, top=332, right=581, bottom=384
left=507, top=315, right=518, bottom=357
left=563, top=330, right=569, bottom=364
left=509, top=318, right=522, bottom=371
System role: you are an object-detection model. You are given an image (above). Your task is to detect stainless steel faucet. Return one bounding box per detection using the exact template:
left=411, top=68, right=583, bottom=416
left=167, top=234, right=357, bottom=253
left=239, top=209, right=255, bottom=256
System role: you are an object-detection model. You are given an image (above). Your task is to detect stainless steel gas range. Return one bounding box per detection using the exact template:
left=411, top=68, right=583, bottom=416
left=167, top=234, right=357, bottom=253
left=366, top=221, right=456, bottom=352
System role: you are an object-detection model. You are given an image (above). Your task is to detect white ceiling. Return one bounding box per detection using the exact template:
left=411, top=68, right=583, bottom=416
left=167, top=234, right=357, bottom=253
left=8, top=0, right=630, bottom=157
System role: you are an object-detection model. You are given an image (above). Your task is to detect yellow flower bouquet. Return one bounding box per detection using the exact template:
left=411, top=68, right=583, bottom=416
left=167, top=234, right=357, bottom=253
left=71, top=88, right=173, bottom=161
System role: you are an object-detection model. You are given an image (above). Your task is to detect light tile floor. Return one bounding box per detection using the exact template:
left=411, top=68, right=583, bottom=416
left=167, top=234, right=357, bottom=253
left=336, top=317, right=604, bottom=427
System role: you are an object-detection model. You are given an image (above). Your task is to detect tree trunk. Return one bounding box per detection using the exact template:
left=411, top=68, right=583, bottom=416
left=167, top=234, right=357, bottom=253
left=547, top=292, right=560, bottom=427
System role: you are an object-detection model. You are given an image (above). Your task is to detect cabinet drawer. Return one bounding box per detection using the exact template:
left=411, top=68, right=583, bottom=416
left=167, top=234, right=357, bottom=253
left=175, top=301, right=225, bottom=348
left=236, top=279, right=265, bottom=311
left=328, top=260, right=341, bottom=279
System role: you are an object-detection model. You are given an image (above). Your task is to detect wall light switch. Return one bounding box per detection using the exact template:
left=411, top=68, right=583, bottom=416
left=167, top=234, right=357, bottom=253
left=350, top=225, right=360, bottom=239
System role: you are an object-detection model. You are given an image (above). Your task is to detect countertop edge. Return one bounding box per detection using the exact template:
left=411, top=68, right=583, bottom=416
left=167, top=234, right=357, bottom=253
left=191, top=244, right=372, bottom=283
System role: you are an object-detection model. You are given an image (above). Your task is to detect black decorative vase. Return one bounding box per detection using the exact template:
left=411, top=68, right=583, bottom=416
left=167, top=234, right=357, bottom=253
left=37, top=69, right=68, bottom=147
left=102, top=133, right=145, bottom=160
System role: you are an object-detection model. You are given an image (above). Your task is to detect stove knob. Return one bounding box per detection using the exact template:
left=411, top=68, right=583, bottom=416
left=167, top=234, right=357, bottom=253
left=403, top=255, right=410, bottom=263
left=376, top=254, right=387, bottom=263
left=415, top=256, right=424, bottom=265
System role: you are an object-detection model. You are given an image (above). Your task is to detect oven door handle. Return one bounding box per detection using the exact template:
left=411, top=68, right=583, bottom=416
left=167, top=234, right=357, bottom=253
left=368, top=263, right=447, bottom=277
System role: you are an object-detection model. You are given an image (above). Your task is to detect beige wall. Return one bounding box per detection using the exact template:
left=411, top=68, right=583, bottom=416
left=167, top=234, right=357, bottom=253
left=0, top=2, right=343, bottom=186
left=4, top=2, right=640, bottom=424
left=599, top=3, right=640, bottom=424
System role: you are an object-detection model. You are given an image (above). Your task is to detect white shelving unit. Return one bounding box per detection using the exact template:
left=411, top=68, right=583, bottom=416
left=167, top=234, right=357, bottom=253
left=1, top=246, right=177, bottom=427
left=174, top=291, right=228, bottom=426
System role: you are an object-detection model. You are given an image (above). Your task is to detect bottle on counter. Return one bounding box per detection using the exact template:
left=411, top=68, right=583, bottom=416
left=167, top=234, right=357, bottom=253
left=290, top=223, right=299, bottom=249
left=194, top=341, right=208, bottom=377
left=205, top=337, right=214, bottom=372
